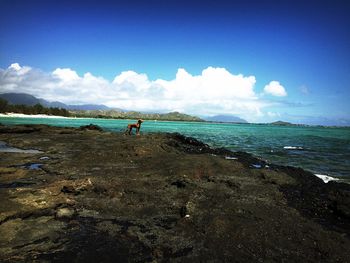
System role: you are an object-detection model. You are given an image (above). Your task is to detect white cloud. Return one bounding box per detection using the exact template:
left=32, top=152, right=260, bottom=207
left=0, top=63, right=286, bottom=121
left=52, top=68, right=80, bottom=82
left=8, top=63, right=32, bottom=75
left=264, top=81, right=287, bottom=97
left=9, top=63, right=21, bottom=71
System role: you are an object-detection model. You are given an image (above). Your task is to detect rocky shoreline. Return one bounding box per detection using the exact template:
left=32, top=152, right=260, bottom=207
left=0, top=124, right=349, bottom=262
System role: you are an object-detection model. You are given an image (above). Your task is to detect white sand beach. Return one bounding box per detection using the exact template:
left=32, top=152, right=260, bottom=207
left=0, top=113, right=69, bottom=119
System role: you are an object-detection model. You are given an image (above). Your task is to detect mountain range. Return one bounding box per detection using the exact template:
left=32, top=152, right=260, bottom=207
left=205, top=114, right=247, bottom=123
left=0, top=93, right=113, bottom=111
left=0, top=92, right=248, bottom=123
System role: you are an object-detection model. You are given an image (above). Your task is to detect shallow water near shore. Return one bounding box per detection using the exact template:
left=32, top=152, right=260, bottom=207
left=0, top=140, right=43, bottom=154
left=1, top=116, right=349, bottom=180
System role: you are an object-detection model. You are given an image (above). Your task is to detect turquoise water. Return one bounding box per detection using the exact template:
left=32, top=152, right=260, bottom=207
left=1, top=117, right=350, bottom=179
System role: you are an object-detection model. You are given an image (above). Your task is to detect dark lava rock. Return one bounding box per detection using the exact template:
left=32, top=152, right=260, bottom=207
left=0, top=124, right=349, bottom=262
left=166, top=132, right=212, bottom=154
left=171, top=180, right=187, bottom=188
left=79, top=124, right=103, bottom=131
left=0, top=124, right=43, bottom=134
left=61, top=185, right=78, bottom=194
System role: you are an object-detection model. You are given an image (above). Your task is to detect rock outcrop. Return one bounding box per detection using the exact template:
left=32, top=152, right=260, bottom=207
left=0, top=124, right=349, bottom=262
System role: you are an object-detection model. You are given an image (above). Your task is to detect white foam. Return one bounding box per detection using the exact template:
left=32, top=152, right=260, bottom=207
left=225, top=156, right=238, bottom=160
left=314, top=174, right=340, bottom=183
left=283, top=146, right=303, bottom=150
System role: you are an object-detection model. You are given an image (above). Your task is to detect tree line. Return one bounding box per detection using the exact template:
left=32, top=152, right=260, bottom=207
left=0, top=98, right=70, bottom=117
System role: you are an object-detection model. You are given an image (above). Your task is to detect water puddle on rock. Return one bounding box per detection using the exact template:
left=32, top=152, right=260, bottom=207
left=19, top=163, right=43, bottom=170
left=0, top=181, right=35, bottom=188
left=225, top=156, right=238, bottom=160
left=10, top=163, right=44, bottom=170
left=27, top=163, right=43, bottom=170
left=0, top=141, right=43, bottom=154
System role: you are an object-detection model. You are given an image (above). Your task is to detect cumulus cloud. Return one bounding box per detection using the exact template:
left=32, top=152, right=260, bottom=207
left=9, top=63, right=21, bottom=71
left=52, top=68, right=80, bottom=82
left=0, top=63, right=286, bottom=121
left=264, top=81, right=287, bottom=97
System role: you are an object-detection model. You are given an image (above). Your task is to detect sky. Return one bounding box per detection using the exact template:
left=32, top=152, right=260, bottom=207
left=0, top=0, right=350, bottom=125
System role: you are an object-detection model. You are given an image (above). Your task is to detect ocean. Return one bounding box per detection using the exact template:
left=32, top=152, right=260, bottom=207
left=1, top=116, right=350, bottom=181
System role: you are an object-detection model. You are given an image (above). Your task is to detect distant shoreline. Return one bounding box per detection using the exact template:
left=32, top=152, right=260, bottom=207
left=0, top=112, right=349, bottom=128
left=0, top=113, right=205, bottom=123
left=0, top=113, right=69, bottom=119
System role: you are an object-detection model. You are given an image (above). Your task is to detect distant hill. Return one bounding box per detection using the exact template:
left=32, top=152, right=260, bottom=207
left=0, top=93, right=44, bottom=106
left=71, top=110, right=204, bottom=122
left=0, top=93, right=113, bottom=111
left=205, top=115, right=247, bottom=123
left=270, top=121, right=301, bottom=126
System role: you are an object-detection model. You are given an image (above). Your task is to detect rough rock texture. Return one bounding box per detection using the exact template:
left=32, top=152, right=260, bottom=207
left=0, top=124, right=349, bottom=262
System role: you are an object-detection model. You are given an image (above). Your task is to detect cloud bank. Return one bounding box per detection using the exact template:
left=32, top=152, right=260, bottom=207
left=0, top=63, right=286, bottom=121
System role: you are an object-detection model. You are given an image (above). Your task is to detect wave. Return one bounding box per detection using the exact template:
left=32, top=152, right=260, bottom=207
left=314, top=174, right=340, bottom=183
left=283, top=146, right=304, bottom=150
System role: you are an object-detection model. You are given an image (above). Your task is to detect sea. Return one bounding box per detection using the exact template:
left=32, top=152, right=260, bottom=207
left=1, top=116, right=350, bottom=182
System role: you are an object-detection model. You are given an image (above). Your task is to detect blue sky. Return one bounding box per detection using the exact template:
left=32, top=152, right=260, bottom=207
left=0, top=0, right=350, bottom=125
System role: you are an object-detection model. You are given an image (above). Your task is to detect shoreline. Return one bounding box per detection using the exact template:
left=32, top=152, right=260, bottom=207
left=1, top=112, right=349, bottom=128
left=0, top=112, right=205, bottom=123
left=0, top=112, right=69, bottom=119
left=0, top=118, right=347, bottom=183
left=0, top=124, right=349, bottom=261
left=0, top=112, right=206, bottom=123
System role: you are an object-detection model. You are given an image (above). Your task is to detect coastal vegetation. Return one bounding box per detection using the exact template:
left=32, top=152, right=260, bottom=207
left=0, top=98, right=70, bottom=117
left=270, top=120, right=306, bottom=127
left=70, top=109, right=204, bottom=122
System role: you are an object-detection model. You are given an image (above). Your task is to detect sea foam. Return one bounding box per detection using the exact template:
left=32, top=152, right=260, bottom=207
left=283, top=146, right=304, bottom=150
left=314, top=174, right=340, bottom=183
